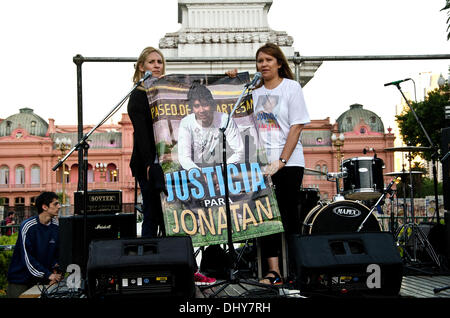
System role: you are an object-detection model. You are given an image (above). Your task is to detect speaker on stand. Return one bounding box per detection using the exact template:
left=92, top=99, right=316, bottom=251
left=86, top=236, right=196, bottom=298
left=441, top=127, right=450, bottom=266
left=289, top=232, right=403, bottom=297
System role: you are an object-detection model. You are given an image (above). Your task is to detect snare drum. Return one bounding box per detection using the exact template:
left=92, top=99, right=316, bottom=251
left=342, top=157, right=384, bottom=200
left=302, top=200, right=381, bottom=235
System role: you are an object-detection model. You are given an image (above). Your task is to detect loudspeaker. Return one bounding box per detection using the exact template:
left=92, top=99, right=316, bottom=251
left=86, top=236, right=195, bottom=298
left=59, top=213, right=136, bottom=274
left=445, top=212, right=450, bottom=262
left=289, top=232, right=403, bottom=296
left=442, top=127, right=450, bottom=211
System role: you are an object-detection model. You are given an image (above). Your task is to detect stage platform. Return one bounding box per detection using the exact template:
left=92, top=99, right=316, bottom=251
left=195, top=275, right=450, bottom=299
left=20, top=273, right=450, bottom=299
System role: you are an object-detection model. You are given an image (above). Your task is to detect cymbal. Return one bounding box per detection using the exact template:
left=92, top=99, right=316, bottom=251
left=384, top=171, right=424, bottom=176
left=384, top=146, right=432, bottom=152
left=304, top=168, right=327, bottom=175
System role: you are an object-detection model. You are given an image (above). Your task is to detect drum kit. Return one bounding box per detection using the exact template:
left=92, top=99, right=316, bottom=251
left=301, top=145, right=441, bottom=270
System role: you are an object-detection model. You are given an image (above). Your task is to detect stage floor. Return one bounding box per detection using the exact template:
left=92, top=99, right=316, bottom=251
left=195, top=274, right=450, bottom=298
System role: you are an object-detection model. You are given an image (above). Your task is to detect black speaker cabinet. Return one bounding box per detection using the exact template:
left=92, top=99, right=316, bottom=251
left=59, top=213, right=136, bottom=275
left=86, top=236, right=195, bottom=298
left=441, top=127, right=450, bottom=211
left=289, top=232, right=403, bottom=296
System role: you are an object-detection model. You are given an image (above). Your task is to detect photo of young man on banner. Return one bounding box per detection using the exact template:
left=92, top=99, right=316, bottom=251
left=144, top=72, right=284, bottom=247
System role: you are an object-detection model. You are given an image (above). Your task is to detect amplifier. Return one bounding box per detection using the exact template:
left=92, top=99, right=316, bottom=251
left=74, top=190, right=122, bottom=214
left=86, top=237, right=195, bottom=298
left=289, top=232, right=403, bottom=296
left=59, top=213, right=136, bottom=275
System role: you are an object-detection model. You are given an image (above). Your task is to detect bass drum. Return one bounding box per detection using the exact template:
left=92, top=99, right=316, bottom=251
left=302, top=200, right=381, bottom=235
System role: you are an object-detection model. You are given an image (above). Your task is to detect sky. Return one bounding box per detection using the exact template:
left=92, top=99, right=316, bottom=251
left=0, top=0, right=449, bottom=132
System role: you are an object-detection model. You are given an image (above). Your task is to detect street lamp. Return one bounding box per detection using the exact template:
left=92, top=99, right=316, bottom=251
left=331, top=133, right=345, bottom=170
left=55, top=137, right=72, bottom=205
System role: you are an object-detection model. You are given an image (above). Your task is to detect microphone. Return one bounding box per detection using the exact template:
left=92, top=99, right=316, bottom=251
left=384, top=78, right=411, bottom=87
left=137, top=70, right=152, bottom=83
left=246, top=72, right=262, bottom=89
left=143, top=70, right=152, bottom=80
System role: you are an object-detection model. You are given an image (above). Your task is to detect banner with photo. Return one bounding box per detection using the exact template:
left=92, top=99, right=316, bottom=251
left=145, top=72, right=284, bottom=247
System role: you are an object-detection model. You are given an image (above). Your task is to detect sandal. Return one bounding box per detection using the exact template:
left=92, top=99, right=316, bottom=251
left=261, top=271, right=283, bottom=285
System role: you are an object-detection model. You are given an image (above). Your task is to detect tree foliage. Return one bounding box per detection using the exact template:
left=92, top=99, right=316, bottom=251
left=395, top=84, right=449, bottom=161
left=0, top=233, right=17, bottom=296
left=442, top=0, right=450, bottom=40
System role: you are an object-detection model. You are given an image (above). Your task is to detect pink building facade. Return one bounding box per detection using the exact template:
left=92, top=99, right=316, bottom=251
left=0, top=105, right=395, bottom=211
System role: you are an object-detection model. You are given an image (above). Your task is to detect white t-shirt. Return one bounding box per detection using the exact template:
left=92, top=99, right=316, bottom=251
left=252, top=78, right=310, bottom=167
left=178, top=112, right=244, bottom=170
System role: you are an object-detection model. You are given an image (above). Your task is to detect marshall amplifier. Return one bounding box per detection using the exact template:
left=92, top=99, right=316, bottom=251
left=86, top=237, right=195, bottom=298
left=59, top=213, right=136, bottom=275
left=74, top=190, right=122, bottom=215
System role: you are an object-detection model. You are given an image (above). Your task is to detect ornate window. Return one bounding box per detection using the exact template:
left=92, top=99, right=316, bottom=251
left=31, top=165, right=40, bottom=185
left=0, top=166, right=9, bottom=185
left=15, top=166, right=25, bottom=185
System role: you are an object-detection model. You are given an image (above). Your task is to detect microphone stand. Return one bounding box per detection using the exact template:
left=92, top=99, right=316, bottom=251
left=199, top=77, right=279, bottom=298
left=389, top=83, right=442, bottom=272
left=390, top=83, right=440, bottom=223
left=52, top=72, right=151, bottom=279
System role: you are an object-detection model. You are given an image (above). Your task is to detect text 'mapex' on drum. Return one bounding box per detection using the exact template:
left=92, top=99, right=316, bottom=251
left=302, top=200, right=381, bottom=235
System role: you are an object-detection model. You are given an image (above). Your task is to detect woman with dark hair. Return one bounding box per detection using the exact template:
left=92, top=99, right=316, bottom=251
left=254, top=43, right=310, bottom=285
left=228, top=43, right=310, bottom=284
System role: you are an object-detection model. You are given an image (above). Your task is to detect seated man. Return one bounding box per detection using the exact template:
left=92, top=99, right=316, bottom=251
left=7, top=192, right=62, bottom=298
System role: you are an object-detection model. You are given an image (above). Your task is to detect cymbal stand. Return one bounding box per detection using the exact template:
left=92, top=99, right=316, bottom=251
left=388, top=189, right=397, bottom=234
left=395, top=222, right=441, bottom=271
left=394, top=153, right=441, bottom=270
left=406, top=151, right=415, bottom=224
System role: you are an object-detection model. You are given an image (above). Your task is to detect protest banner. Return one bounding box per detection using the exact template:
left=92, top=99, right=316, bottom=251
left=145, top=73, right=284, bottom=246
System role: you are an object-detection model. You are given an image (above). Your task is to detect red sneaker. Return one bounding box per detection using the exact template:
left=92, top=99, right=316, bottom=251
left=194, top=271, right=217, bottom=286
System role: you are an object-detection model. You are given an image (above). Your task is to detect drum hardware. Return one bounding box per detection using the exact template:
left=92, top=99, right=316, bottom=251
left=384, top=151, right=441, bottom=270
left=326, top=171, right=347, bottom=202
left=357, top=178, right=396, bottom=233
left=395, top=223, right=441, bottom=270
left=304, top=168, right=327, bottom=176
left=384, top=146, right=433, bottom=152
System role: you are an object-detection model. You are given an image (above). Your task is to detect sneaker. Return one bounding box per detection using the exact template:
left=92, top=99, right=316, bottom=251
left=194, top=271, right=217, bottom=286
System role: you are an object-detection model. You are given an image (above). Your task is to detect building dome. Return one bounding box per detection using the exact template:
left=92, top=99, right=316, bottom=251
left=336, top=104, right=384, bottom=133
left=0, top=108, right=49, bottom=137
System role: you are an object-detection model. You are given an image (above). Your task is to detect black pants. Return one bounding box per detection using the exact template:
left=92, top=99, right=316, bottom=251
left=261, top=166, right=304, bottom=259
left=137, top=176, right=165, bottom=238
